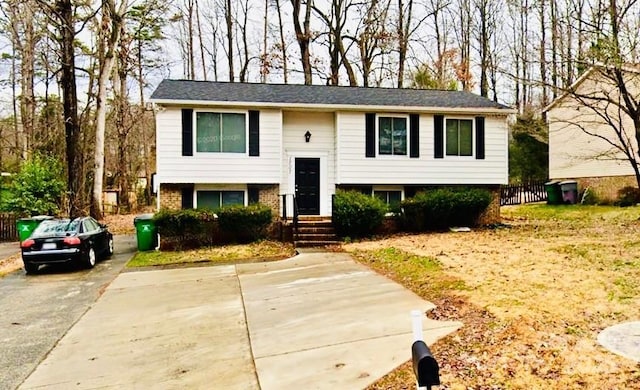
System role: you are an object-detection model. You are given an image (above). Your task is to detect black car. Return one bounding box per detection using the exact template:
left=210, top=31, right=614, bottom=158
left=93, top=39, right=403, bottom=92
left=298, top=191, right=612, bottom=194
left=20, top=217, right=114, bottom=274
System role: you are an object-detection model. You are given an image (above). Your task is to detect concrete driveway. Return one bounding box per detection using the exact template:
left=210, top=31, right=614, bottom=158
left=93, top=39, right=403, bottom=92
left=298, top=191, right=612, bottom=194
left=18, top=251, right=461, bottom=390
left=0, top=235, right=137, bottom=390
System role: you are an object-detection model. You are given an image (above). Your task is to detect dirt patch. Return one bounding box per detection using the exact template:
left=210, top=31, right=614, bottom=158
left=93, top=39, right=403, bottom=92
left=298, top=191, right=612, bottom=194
left=102, top=213, right=136, bottom=235
left=0, top=253, right=22, bottom=277
left=345, top=205, right=640, bottom=389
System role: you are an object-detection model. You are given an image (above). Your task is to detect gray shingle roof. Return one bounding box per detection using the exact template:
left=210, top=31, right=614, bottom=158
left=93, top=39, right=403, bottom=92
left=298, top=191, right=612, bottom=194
left=150, top=79, right=512, bottom=110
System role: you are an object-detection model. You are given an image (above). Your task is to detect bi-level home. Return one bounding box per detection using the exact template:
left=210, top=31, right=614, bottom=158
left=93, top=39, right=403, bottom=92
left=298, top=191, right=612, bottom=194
left=150, top=80, right=513, bottom=222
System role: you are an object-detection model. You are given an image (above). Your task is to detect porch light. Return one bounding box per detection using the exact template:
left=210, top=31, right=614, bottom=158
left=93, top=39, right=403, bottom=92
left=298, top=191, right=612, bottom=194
left=305, top=130, right=312, bottom=143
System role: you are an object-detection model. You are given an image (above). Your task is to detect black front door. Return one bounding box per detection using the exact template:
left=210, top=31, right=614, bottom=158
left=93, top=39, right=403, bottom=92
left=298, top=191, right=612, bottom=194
left=295, top=158, right=320, bottom=215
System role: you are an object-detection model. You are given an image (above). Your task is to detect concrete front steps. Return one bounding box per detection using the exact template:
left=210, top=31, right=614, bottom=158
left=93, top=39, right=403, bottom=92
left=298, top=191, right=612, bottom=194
left=294, top=218, right=341, bottom=247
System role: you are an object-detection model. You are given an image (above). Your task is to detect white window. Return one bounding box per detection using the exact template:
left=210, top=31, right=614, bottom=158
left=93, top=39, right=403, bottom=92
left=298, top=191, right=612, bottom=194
left=446, top=118, right=473, bottom=156
left=378, top=116, right=408, bottom=156
left=196, top=190, right=245, bottom=209
left=196, top=112, right=246, bottom=153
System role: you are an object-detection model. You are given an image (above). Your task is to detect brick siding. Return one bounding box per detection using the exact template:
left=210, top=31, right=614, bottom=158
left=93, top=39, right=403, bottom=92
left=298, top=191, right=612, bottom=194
left=555, top=175, right=636, bottom=203
left=478, top=185, right=501, bottom=225
left=257, top=184, right=280, bottom=214
left=159, top=184, right=184, bottom=210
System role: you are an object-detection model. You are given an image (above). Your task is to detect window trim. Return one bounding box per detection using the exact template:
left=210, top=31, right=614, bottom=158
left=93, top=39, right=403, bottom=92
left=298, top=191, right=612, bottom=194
left=371, top=186, right=404, bottom=204
left=193, top=185, right=248, bottom=209
left=376, top=114, right=410, bottom=157
left=194, top=109, right=249, bottom=155
left=444, top=117, right=475, bottom=158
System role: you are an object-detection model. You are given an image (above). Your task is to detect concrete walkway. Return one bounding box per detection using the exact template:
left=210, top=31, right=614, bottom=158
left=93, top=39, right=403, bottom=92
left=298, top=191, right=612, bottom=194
left=598, top=321, right=640, bottom=362
left=19, top=252, right=461, bottom=389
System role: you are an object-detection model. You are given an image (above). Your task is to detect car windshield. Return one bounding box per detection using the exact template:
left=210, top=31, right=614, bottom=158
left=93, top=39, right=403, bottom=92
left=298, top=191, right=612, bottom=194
left=32, top=219, right=80, bottom=235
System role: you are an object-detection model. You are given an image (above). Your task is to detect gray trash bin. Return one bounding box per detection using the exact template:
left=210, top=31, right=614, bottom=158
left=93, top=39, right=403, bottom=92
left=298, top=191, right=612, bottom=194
left=559, top=180, right=578, bottom=204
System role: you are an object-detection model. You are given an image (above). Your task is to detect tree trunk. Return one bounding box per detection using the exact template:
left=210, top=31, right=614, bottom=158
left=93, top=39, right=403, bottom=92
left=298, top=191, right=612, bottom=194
left=275, top=0, right=288, bottom=83
left=397, top=0, right=413, bottom=88
left=225, top=0, right=234, bottom=81
left=195, top=0, right=207, bottom=80
left=19, top=0, right=36, bottom=160
left=291, top=0, right=313, bottom=85
left=239, top=0, right=250, bottom=82
left=91, top=0, right=128, bottom=219
left=538, top=0, right=548, bottom=120
left=478, top=0, right=489, bottom=98
left=56, top=0, right=82, bottom=218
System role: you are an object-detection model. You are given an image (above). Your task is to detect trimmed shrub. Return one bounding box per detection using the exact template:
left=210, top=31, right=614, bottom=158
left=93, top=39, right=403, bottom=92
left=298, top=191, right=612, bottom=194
left=217, top=204, right=273, bottom=242
left=153, top=208, right=216, bottom=249
left=401, top=188, right=492, bottom=231
left=332, top=190, right=386, bottom=238
left=153, top=204, right=273, bottom=249
left=615, top=186, right=640, bottom=207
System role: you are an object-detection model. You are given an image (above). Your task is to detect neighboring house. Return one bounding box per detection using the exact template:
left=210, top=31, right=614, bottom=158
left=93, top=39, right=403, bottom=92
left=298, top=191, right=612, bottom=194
left=150, top=80, right=513, bottom=222
left=546, top=66, right=640, bottom=202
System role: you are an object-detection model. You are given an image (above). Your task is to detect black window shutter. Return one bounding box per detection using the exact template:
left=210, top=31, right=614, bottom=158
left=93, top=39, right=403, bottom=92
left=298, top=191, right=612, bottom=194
left=182, top=109, right=193, bottom=156
left=409, top=114, right=419, bottom=158
left=248, top=186, right=260, bottom=204
left=365, top=113, right=376, bottom=157
left=475, top=116, right=485, bottom=160
left=434, top=115, right=444, bottom=159
left=181, top=185, right=194, bottom=209
left=249, top=110, right=260, bottom=156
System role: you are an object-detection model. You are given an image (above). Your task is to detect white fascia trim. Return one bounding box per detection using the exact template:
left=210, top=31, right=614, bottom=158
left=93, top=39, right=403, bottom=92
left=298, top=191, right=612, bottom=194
left=150, top=98, right=516, bottom=116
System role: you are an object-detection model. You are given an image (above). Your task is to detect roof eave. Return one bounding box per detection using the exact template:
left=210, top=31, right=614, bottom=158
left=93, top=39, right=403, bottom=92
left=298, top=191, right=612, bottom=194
left=149, top=98, right=515, bottom=115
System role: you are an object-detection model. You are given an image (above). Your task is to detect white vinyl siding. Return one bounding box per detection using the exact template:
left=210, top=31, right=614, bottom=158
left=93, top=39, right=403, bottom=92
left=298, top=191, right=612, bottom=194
left=156, top=108, right=281, bottom=184
left=548, top=77, right=637, bottom=179
left=336, top=111, right=508, bottom=185
left=281, top=111, right=336, bottom=216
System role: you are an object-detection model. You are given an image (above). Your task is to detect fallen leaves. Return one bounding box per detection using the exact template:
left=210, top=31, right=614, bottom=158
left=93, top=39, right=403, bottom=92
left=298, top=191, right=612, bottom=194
left=347, top=205, right=640, bottom=389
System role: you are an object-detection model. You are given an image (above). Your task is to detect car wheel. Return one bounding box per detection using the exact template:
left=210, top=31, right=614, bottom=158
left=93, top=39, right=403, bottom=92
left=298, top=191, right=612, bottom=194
left=85, top=247, right=96, bottom=268
left=106, top=237, right=114, bottom=258
left=24, top=262, right=38, bottom=274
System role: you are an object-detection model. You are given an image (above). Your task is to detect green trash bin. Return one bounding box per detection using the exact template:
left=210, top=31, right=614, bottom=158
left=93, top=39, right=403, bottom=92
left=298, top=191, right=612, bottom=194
left=134, top=213, right=157, bottom=251
left=545, top=180, right=562, bottom=205
left=17, top=215, right=54, bottom=242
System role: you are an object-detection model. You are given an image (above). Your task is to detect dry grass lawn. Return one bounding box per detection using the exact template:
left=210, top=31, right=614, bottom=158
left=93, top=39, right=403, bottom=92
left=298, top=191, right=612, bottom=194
left=344, top=204, right=640, bottom=389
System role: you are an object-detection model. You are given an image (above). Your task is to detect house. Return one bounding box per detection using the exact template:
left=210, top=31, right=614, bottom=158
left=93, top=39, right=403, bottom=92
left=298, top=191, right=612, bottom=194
left=546, top=66, right=640, bottom=202
left=150, top=80, right=513, bottom=222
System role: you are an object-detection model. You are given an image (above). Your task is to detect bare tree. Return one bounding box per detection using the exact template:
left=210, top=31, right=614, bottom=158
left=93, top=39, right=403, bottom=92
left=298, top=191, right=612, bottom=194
left=4, top=0, right=41, bottom=161
left=43, top=0, right=84, bottom=217
left=237, top=0, right=253, bottom=82
left=352, top=0, right=392, bottom=87
left=473, top=0, right=500, bottom=98
left=452, top=0, right=472, bottom=91
left=91, top=0, right=129, bottom=219
left=550, top=1, right=640, bottom=188
left=225, top=0, right=234, bottom=81
left=312, top=0, right=358, bottom=86
left=273, top=0, right=289, bottom=82
left=290, top=0, right=313, bottom=84
left=201, top=0, right=222, bottom=81
left=396, top=0, right=413, bottom=87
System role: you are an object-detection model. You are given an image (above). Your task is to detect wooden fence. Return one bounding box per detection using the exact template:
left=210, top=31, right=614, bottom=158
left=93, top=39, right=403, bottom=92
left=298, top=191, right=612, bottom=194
left=500, top=181, right=548, bottom=206
left=0, top=213, right=18, bottom=242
